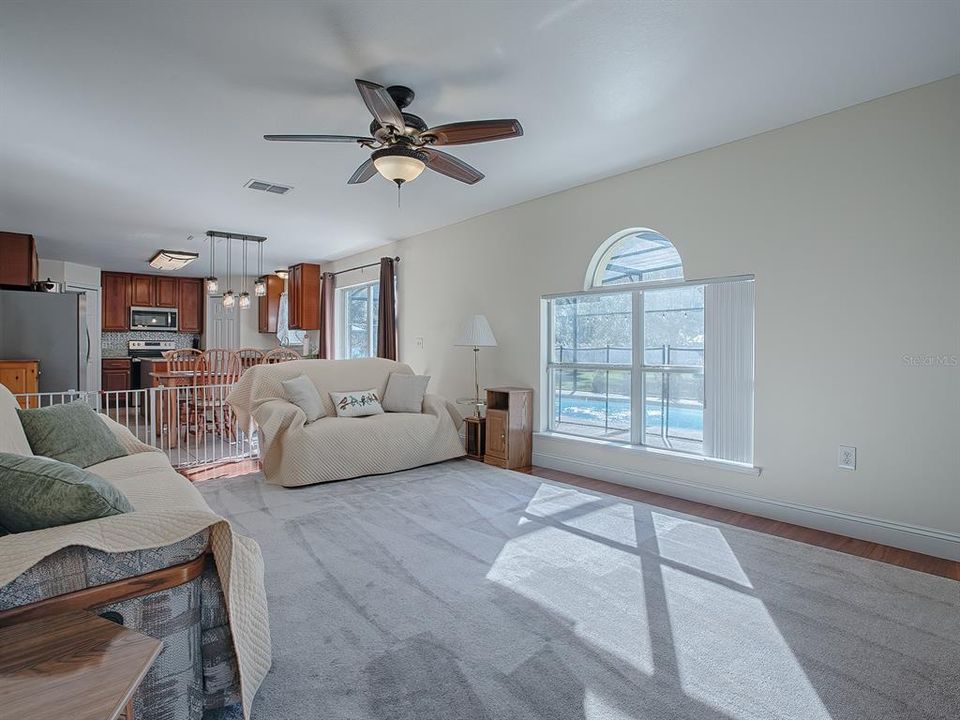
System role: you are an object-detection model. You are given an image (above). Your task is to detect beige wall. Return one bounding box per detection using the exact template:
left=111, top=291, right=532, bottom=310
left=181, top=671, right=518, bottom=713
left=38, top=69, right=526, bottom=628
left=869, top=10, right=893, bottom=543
left=326, top=77, right=960, bottom=549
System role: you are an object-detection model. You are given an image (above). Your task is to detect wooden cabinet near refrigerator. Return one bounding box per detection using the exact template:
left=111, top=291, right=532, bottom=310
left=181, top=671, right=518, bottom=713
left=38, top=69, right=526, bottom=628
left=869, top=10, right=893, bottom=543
left=101, top=272, right=130, bottom=331
left=483, top=387, right=533, bottom=470
left=0, top=233, right=38, bottom=288
left=0, top=360, right=39, bottom=408
left=177, top=277, right=204, bottom=333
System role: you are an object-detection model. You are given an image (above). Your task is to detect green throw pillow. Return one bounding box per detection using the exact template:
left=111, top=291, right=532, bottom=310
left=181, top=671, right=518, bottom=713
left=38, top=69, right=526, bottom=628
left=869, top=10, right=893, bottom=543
left=0, top=452, right=133, bottom=533
left=17, top=401, right=126, bottom=468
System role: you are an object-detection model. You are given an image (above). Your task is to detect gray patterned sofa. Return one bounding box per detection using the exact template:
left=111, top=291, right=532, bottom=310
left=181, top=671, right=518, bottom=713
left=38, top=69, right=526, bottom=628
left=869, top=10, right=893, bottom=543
left=0, top=385, right=246, bottom=720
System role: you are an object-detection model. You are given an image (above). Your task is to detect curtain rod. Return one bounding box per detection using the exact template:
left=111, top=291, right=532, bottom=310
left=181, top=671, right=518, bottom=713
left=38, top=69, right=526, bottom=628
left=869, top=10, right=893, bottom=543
left=331, top=256, right=400, bottom=277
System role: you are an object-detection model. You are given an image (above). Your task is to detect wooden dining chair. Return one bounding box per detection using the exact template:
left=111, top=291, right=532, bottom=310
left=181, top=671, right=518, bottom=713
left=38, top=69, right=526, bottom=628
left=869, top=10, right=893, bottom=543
left=163, top=348, right=204, bottom=373
left=199, top=350, right=242, bottom=438
left=262, top=347, right=302, bottom=364
left=161, top=349, right=204, bottom=440
left=236, top=348, right=266, bottom=373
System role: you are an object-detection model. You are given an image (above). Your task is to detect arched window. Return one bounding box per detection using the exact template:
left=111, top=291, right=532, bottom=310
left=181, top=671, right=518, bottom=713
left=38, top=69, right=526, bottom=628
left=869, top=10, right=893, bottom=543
left=585, top=228, right=683, bottom=289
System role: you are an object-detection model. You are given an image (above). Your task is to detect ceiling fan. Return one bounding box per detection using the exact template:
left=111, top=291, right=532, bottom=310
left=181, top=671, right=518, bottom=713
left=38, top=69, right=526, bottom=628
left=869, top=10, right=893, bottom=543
left=264, top=79, right=523, bottom=188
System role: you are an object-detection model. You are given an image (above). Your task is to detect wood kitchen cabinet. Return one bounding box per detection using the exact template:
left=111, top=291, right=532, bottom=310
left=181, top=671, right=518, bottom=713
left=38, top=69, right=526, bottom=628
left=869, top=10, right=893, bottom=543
left=101, top=358, right=131, bottom=403
left=0, top=360, right=40, bottom=408
left=258, top=274, right=284, bottom=333
left=155, top=276, right=179, bottom=307
left=288, top=263, right=321, bottom=330
left=0, top=232, right=39, bottom=288
left=101, top=272, right=130, bottom=331
left=483, top=387, right=533, bottom=470
left=177, top=277, right=204, bottom=333
left=130, top=275, right=154, bottom=306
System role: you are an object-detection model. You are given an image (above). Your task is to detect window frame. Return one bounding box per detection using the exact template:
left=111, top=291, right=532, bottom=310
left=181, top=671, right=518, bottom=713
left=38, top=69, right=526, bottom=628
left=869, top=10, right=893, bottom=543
left=335, top=279, right=379, bottom=360
left=584, top=227, right=685, bottom=290
left=543, top=273, right=751, bottom=458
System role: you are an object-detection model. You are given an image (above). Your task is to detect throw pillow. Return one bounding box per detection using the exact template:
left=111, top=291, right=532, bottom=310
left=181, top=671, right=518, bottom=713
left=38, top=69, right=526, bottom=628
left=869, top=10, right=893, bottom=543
left=281, top=374, right=326, bottom=423
left=0, top=452, right=134, bottom=533
left=382, top=373, right=430, bottom=413
left=329, top=389, right=384, bottom=418
left=17, top=401, right=127, bottom=468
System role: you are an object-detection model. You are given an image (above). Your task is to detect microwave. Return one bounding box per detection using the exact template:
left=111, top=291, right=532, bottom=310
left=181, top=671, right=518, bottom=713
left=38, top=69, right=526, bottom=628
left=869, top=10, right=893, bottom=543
left=130, top=306, right=178, bottom=331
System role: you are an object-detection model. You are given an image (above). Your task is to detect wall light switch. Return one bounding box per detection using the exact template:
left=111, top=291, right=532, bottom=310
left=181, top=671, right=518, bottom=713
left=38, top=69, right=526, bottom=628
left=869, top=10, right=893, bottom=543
left=838, top=445, right=856, bottom=470
left=416, top=336, right=424, bottom=349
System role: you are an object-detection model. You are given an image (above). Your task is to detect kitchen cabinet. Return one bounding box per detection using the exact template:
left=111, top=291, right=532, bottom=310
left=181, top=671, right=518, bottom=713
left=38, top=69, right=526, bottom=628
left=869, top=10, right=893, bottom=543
left=155, top=276, right=178, bottom=307
left=288, top=263, right=321, bottom=330
left=130, top=275, right=154, bottom=306
left=0, top=232, right=39, bottom=288
left=177, top=278, right=204, bottom=334
left=101, top=272, right=130, bottom=331
left=101, top=358, right=131, bottom=403
left=258, top=274, right=284, bottom=333
left=0, top=360, right=40, bottom=408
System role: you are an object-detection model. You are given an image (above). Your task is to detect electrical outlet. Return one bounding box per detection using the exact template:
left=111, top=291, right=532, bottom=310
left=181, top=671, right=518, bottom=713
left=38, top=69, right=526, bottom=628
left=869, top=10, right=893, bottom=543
left=838, top=445, right=856, bottom=471
left=416, top=336, right=424, bottom=349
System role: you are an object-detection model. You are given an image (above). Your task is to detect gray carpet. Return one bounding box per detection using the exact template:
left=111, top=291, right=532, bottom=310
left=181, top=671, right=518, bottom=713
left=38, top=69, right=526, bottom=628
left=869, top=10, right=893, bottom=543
left=197, top=459, right=959, bottom=720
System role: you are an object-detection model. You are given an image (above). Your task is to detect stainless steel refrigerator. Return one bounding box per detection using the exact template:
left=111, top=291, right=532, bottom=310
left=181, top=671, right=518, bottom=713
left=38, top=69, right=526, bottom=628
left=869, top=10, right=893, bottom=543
left=0, top=289, right=90, bottom=393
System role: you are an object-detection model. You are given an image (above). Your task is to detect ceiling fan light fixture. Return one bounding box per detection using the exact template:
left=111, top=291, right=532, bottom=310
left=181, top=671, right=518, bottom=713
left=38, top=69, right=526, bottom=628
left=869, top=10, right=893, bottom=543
left=372, top=146, right=428, bottom=185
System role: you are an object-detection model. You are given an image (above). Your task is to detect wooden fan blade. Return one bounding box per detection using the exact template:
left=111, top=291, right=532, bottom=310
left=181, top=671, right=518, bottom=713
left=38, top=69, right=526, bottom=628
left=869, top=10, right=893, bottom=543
left=347, top=158, right=378, bottom=184
left=355, top=79, right=405, bottom=132
left=264, top=134, right=373, bottom=143
left=421, top=119, right=522, bottom=146
left=423, top=149, right=484, bottom=185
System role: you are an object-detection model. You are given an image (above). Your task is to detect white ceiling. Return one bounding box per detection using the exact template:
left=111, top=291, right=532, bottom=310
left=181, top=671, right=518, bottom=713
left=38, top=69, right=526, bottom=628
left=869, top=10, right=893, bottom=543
left=1, top=0, right=958, bottom=274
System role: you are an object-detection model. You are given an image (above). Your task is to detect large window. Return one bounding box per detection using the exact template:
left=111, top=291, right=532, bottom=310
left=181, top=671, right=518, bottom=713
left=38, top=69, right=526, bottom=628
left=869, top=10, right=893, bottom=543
left=546, top=229, right=754, bottom=464
left=337, top=281, right=379, bottom=359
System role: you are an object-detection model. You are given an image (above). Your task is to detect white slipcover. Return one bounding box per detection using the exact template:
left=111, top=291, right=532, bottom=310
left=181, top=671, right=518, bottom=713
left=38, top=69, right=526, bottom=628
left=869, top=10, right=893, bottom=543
left=227, top=358, right=465, bottom=487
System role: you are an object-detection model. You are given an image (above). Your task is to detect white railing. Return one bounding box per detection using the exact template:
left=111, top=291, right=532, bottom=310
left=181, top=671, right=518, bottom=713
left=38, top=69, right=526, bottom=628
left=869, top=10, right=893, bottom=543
left=15, top=384, right=258, bottom=469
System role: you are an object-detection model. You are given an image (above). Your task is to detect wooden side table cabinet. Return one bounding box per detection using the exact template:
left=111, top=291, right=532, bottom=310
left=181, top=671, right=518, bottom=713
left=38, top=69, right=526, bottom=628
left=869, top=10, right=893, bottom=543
left=464, top=416, right=486, bottom=458
left=484, top=387, right=533, bottom=469
left=0, top=610, right=161, bottom=720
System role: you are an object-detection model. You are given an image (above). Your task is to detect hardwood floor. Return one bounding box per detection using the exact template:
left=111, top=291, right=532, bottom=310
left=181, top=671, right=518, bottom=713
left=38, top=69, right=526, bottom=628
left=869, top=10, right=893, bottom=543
left=519, top=465, right=960, bottom=581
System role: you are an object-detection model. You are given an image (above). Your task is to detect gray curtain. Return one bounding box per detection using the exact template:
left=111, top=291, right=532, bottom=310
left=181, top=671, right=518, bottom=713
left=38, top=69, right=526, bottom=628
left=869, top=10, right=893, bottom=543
left=318, top=272, right=336, bottom=359
left=376, top=257, right=397, bottom=360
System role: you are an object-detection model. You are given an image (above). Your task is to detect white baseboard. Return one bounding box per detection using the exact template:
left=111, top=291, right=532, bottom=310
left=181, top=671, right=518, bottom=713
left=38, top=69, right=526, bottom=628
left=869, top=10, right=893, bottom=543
left=532, top=450, right=960, bottom=563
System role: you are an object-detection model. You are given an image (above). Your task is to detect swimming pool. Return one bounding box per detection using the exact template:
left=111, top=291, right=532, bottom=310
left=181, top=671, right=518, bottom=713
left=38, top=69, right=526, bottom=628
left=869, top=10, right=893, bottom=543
left=554, top=394, right=703, bottom=435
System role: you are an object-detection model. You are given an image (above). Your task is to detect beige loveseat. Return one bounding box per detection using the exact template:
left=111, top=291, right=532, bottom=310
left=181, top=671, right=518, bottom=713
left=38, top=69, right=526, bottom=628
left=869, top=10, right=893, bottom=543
left=227, top=358, right=465, bottom=488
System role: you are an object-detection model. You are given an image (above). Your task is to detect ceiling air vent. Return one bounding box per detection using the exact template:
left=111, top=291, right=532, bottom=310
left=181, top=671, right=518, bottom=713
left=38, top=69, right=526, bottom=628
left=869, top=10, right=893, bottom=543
left=245, top=179, right=293, bottom=195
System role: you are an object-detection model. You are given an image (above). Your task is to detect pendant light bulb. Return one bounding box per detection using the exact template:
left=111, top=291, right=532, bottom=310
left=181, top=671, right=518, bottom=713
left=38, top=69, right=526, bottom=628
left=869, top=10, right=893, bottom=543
left=206, top=233, right=218, bottom=295
left=254, top=277, right=267, bottom=296
left=238, top=291, right=251, bottom=310
left=222, top=290, right=235, bottom=308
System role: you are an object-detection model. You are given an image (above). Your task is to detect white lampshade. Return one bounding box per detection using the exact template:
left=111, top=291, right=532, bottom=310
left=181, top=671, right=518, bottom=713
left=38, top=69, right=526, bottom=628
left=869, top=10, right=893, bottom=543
left=374, top=153, right=426, bottom=184
left=454, top=314, right=497, bottom=347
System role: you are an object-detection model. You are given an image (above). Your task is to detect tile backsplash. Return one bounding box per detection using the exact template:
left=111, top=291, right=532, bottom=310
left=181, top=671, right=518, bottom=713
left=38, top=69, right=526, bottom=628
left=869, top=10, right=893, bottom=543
left=102, top=331, right=200, bottom=356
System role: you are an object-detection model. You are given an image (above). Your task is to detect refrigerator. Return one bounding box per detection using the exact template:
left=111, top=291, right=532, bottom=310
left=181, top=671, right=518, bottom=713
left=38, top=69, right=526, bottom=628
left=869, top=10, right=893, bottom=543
left=0, top=289, right=90, bottom=394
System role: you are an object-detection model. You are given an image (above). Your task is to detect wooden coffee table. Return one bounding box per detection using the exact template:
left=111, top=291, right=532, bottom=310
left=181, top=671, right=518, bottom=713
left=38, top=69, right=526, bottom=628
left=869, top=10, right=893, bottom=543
left=0, top=610, right=162, bottom=720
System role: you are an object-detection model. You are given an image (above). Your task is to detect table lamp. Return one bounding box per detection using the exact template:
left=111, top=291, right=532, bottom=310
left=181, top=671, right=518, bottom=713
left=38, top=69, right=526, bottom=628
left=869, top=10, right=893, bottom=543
left=454, top=314, right=497, bottom=418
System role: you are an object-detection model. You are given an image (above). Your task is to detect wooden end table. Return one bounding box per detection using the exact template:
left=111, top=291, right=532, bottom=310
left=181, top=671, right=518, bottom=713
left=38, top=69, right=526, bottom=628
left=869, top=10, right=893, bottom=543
left=0, top=609, right=162, bottom=720
left=464, top=416, right=486, bottom=459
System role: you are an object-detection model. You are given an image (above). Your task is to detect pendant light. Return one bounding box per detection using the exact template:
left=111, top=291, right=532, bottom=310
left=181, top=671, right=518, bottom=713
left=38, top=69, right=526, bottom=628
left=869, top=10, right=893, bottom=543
left=238, top=239, right=251, bottom=310
left=254, top=240, right=266, bottom=297
left=222, top=238, right=235, bottom=308
left=205, top=233, right=219, bottom=295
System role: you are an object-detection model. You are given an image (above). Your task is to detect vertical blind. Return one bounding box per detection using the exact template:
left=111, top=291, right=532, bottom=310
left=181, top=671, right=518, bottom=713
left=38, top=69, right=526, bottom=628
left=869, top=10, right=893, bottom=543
left=703, top=279, right=755, bottom=464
